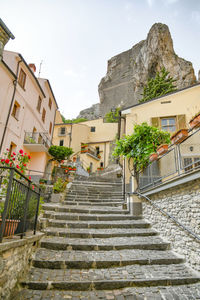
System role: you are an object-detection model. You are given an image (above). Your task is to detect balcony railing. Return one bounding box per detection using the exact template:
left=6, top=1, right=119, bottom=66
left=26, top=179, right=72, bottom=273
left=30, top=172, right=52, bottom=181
left=24, top=132, right=52, bottom=152
left=81, top=144, right=100, bottom=160
left=138, top=127, right=200, bottom=191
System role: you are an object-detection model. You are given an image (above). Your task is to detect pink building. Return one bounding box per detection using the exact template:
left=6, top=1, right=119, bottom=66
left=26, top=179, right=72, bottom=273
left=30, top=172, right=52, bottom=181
left=0, top=50, right=58, bottom=182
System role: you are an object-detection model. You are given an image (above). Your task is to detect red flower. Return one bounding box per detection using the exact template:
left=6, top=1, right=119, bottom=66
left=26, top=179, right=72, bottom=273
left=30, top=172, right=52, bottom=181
left=16, top=165, right=20, bottom=169
left=23, top=163, right=26, bottom=167
left=21, top=170, right=24, bottom=173
left=5, top=159, right=10, bottom=164
left=25, top=153, right=27, bottom=155
left=28, top=155, right=31, bottom=159
left=10, top=163, right=12, bottom=167
left=13, top=152, right=16, bottom=155
left=1, top=159, right=4, bottom=163
left=19, top=149, right=23, bottom=154
left=32, top=185, right=35, bottom=190
left=6, top=148, right=9, bottom=151
left=12, top=158, right=15, bottom=161
left=29, top=176, right=31, bottom=180
left=11, top=154, right=13, bottom=157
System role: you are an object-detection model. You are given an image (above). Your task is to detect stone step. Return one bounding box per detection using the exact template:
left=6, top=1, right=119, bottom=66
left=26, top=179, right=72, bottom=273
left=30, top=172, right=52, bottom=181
left=32, top=248, right=184, bottom=269
left=63, top=201, right=123, bottom=207
left=40, top=236, right=170, bottom=251
left=64, top=197, right=124, bottom=202
left=72, top=181, right=122, bottom=186
left=48, top=219, right=151, bottom=229
left=21, top=264, right=200, bottom=290
left=13, top=283, right=200, bottom=300
left=43, top=212, right=142, bottom=221
left=42, top=204, right=129, bottom=215
left=44, top=227, right=157, bottom=238
left=66, top=194, right=123, bottom=199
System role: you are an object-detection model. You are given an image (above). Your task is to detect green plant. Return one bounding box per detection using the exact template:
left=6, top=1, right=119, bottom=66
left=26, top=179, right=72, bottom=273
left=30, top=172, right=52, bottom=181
left=27, top=196, right=44, bottom=219
left=139, top=67, right=176, bottom=103
left=113, top=122, right=170, bottom=172
left=0, top=202, right=4, bottom=216
left=48, top=145, right=73, bottom=163
left=61, top=115, right=88, bottom=124
left=105, top=107, right=121, bottom=123
left=53, top=178, right=66, bottom=193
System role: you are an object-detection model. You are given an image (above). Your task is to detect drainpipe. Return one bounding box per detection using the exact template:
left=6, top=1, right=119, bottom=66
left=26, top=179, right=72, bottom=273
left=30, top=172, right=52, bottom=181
left=0, top=59, right=22, bottom=154
left=69, top=123, right=73, bottom=148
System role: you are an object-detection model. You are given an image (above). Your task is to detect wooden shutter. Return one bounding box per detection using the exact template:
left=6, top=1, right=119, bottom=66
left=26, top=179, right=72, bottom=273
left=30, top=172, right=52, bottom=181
left=177, top=115, right=186, bottom=130
left=151, top=117, right=160, bottom=128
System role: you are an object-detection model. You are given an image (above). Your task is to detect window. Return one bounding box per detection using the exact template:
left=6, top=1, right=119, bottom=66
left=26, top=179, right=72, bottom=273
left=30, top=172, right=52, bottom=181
left=91, top=126, right=96, bottom=132
left=37, top=96, right=42, bottom=112
left=59, top=127, right=66, bottom=136
left=18, top=69, right=26, bottom=89
left=100, top=162, right=104, bottom=167
left=49, top=122, right=52, bottom=134
left=161, top=117, right=176, bottom=132
left=183, top=157, right=200, bottom=172
left=96, top=147, right=100, bottom=155
left=48, top=98, right=52, bottom=110
left=59, top=140, right=64, bottom=146
left=11, top=101, right=20, bottom=120
left=151, top=115, right=186, bottom=133
left=42, top=108, right=46, bottom=123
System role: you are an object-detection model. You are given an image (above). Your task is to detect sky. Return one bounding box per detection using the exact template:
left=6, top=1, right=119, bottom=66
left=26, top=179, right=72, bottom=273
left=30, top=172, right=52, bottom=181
left=1, top=0, right=200, bottom=119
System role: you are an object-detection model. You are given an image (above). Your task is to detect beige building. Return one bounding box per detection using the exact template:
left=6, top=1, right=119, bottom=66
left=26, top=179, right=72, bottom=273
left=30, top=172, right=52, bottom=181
left=120, top=83, right=200, bottom=186
left=0, top=50, right=58, bottom=181
left=53, top=112, right=118, bottom=173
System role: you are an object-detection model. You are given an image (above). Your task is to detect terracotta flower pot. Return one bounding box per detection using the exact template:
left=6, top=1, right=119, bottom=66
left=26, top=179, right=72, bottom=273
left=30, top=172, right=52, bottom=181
left=170, top=129, right=188, bottom=145
left=189, top=114, right=200, bottom=129
left=0, top=219, right=20, bottom=237
left=157, top=144, right=169, bottom=156
left=149, top=153, right=158, bottom=162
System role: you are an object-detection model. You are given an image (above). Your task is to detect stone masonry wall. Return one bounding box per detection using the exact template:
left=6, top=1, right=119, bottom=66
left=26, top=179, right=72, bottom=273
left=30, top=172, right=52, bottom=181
left=142, top=179, right=200, bottom=272
left=0, top=233, right=43, bottom=300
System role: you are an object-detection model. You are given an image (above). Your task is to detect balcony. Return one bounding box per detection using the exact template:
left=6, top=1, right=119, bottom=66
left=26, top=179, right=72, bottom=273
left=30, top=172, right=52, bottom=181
left=81, top=144, right=100, bottom=161
left=23, top=132, right=52, bottom=152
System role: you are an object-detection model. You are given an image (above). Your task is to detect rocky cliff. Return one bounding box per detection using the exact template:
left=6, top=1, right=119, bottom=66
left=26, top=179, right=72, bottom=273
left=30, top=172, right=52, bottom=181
left=77, top=23, right=196, bottom=120
left=98, top=23, right=196, bottom=116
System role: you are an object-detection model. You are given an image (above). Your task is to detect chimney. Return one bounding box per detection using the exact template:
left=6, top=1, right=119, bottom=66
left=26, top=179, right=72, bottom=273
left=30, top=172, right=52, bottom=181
left=29, top=63, right=36, bottom=73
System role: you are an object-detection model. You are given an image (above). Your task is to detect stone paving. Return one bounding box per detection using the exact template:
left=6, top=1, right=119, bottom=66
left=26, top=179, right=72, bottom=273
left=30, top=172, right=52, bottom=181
left=15, top=177, right=200, bottom=299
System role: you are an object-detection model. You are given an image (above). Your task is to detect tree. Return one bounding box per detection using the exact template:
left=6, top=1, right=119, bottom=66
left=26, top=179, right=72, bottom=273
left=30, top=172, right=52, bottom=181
left=105, top=107, right=121, bottom=123
left=139, top=67, right=176, bottom=103
left=48, top=145, right=73, bottom=163
left=61, top=115, right=88, bottom=124
left=113, top=123, right=170, bottom=173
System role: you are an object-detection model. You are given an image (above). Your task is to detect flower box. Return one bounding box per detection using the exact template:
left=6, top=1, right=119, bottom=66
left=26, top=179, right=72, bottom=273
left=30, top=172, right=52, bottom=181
left=157, top=144, right=169, bottom=156
left=149, top=153, right=158, bottom=162
left=170, top=129, right=188, bottom=145
left=189, top=113, right=200, bottom=129
left=0, top=219, right=20, bottom=237
left=81, top=150, right=88, bottom=153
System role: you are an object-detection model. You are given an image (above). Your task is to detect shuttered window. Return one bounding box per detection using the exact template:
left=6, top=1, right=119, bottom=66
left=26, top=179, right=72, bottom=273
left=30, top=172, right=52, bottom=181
left=151, top=115, right=186, bottom=133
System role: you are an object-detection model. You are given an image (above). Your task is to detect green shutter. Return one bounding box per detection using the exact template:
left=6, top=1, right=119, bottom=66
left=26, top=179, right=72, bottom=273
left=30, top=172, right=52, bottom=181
left=177, top=115, right=186, bottom=130
left=151, top=117, right=159, bottom=128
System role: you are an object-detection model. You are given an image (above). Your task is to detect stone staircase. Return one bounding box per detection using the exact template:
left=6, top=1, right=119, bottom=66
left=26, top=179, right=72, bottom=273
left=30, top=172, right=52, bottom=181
left=15, top=177, right=200, bottom=299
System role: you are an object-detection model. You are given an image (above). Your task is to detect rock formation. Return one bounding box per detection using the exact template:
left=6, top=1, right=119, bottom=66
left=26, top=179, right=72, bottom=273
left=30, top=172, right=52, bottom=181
left=76, top=103, right=101, bottom=120
left=98, top=23, right=196, bottom=116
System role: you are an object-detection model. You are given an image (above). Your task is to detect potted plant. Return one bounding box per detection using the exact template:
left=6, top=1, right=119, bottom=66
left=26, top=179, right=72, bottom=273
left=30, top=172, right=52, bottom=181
left=97, top=154, right=101, bottom=159
left=149, top=152, right=158, bottom=162
left=156, top=144, right=169, bottom=156
left=170, top=129, right=188, bottom=145
left=189, top=112, right=200, bottom=129
left=87, top=167, right=91, bottom=173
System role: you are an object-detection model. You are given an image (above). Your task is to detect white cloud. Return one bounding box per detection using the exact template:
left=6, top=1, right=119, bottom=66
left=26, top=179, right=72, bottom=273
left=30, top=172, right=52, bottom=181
left=146, top=0, right=155, bottom=7
left=191, top=11, right=200, bottom=25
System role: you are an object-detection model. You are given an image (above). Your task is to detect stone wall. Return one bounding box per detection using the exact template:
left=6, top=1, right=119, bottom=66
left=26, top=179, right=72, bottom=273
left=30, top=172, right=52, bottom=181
left=0, top=233, right=43, bottom=300
left=142, top=179, right=200, bottom=272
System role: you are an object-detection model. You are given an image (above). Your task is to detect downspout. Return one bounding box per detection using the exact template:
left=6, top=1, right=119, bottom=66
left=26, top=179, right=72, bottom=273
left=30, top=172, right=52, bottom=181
left=69, top=123, right=73, bottom=148
left=0, top=59, right=22, bottom=154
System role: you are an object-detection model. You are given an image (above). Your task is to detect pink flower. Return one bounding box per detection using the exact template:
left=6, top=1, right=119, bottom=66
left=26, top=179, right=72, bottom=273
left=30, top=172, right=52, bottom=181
left=32, top=185, right=35, bottom=190
left=19, top=149, right=23, bottom=154
left=6, top=148, right=9, bottom=151
left=13, top=152, right=16, bottom=155
left=5, top=159, right=10, bottom=164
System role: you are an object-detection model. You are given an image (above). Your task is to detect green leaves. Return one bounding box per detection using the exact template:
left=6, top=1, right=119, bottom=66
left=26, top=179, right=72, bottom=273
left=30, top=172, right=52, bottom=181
left=105, top=107, right=121, bottom=123
left=48, top=146, right=73, bottom=162
left=113, top=123, right=170, bottom=172
left=139, top=67, right=176, bottom=103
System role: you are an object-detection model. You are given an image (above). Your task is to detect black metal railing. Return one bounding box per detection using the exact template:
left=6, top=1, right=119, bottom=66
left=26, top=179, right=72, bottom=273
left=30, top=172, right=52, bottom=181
left=0, top=167, right=41, bottom=242
left=138, top=127, right=200, bottom=191
left=24, top=132, right=52, bottom=149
